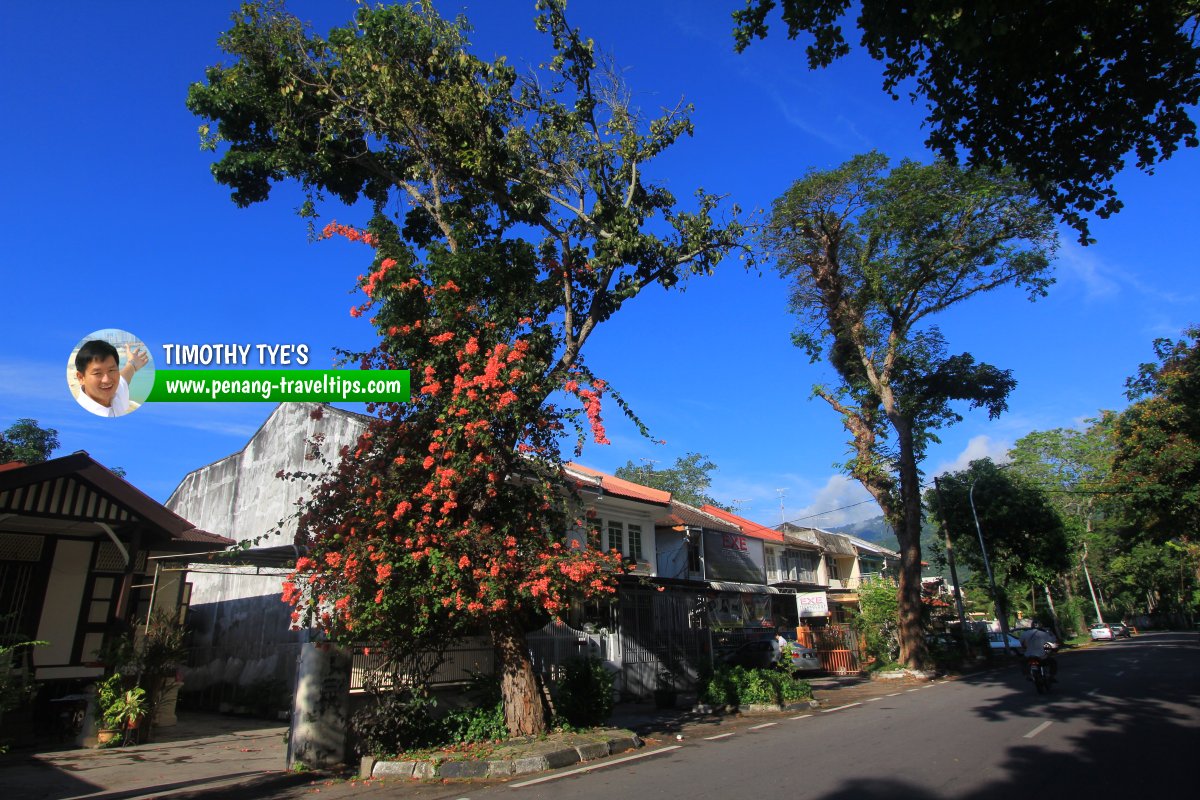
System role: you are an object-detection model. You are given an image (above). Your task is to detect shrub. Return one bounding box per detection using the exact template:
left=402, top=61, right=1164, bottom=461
left=699, top=665, right=811, bottom=707
left=441, top=673, right=507, bottom=745
left=351, top=692, right=443, bottom=756
left=553, top=657, right=614, bottom=728
left=441, top=700, right=507, bottom=744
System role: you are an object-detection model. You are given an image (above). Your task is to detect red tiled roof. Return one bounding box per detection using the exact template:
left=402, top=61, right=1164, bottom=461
left=0, top=462, right=26, bottom=472
left=699, top=505, right=785, bottom=542
left=564, top=463, right=671, bottom=506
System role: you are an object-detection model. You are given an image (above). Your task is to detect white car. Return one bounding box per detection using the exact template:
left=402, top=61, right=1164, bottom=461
left=986, top=631, right=1022, bottom=651
left=1090, top=623, right=1115, bottom=640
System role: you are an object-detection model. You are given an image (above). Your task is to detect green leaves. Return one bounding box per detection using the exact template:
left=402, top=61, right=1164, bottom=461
left=734, top=0, right=1200, bottom=242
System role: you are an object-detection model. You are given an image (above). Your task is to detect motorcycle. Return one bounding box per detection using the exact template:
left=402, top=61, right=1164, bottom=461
left=1026, top=642, right=1057, bottom=694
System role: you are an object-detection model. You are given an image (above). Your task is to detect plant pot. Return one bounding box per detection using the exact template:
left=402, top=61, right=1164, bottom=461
left=96, top=729, right=121, bottom=746
left=653, top=689, right=677, bottom=709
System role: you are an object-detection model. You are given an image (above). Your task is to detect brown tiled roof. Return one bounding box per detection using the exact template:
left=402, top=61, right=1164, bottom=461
left=0, top=452, right=234, bottom=548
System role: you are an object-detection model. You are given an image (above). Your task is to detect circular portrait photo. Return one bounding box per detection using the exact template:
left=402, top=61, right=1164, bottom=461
left=66, top=329, right=155, bottom=418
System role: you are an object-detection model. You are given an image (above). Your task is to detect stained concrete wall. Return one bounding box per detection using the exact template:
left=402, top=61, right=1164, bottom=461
left=167, top=403, right=368, bottom=549
left=165, top=404, right=367, bottom=706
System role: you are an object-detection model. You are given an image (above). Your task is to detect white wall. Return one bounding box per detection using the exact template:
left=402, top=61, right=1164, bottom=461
left=167, top=403, right=368, bottom=548
left=34, top=539, right=91, bottom=677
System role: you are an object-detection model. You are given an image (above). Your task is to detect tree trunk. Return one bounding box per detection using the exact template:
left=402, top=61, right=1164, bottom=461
left=891, top=419, right=930, bottom=670
left=491, top=614, right=550, bottom=737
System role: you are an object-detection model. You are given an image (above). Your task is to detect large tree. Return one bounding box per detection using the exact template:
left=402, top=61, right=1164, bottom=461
left=188, top=1, right=743, bottom=736
left=1006, top=420, right=1116, bottom=631
left=614, top=452, right=731, bottom=510
left=732, top=0, right=1200, bottom=242
left=0, top=419, right=59, bottom=464
left=763, top=152, right=1056, bottom=667
left=927, top=459, right=1072, bottom=629
left=1108, top=325, right=1200, bottom=542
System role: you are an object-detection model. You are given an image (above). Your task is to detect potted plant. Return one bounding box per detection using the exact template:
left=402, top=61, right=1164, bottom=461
left=136, top=613, right=188, bottom=729
left=96, top=673, right=147, bottom=746
left=653, top=668, right=677, bottom=709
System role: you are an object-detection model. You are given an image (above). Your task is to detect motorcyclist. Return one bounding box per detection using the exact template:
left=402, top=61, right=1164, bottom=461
left=1019, top=620, right=1058, bottom=682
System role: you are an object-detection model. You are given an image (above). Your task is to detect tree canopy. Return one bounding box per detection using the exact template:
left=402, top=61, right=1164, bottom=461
left=189, top=0, right=744, bottom=737
left=733, top=0, right=1200, bottom=242
left=0, top=419, right=59, bottom=464
left=928, top=459, right=1071, bottom=596
left=613, top=452, right=731, bottom=510
left=1109, top=325, right=1200, bottom=543
left=764, top=151, right=1057, bottom=667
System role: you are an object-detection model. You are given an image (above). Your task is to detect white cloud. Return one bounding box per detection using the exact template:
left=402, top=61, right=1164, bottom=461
left=931, top=435, right=1011, bottom=478
left=0, top=359, right=74, bottom=403
left=771, top=100, right=871, bottom=152
left=1057, top=241, right=1197, bottom=306
left=1056, top=243, right=1120, bottom=300
left=788, top=474, right=879, bottom=528
left=710, top=471, right=881, bottom=529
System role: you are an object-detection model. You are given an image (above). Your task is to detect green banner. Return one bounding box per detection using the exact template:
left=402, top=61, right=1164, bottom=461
left=146, top=370, right=410, bottom=403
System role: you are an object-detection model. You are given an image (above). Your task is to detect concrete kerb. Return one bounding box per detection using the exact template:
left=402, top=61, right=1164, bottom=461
left=365, top=731, right=643, bottom=780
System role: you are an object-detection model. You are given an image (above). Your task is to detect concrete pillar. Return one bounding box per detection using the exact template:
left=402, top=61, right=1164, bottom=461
left=286, top=642, right=352, bottom=770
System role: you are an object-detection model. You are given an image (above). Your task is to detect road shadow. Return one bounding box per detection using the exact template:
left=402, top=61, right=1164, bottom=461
left=809, top=631, right=1198, bottom=799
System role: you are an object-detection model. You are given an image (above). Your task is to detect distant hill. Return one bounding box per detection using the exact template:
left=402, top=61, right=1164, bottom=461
left=828, top=515, right=958, bottom=580
left=829, top=515, right=898, bottom=550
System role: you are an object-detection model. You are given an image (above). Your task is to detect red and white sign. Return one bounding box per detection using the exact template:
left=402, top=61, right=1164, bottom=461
left=721, top=532, right=748, bottom=552
left=795, top=591, right=830, bottom=618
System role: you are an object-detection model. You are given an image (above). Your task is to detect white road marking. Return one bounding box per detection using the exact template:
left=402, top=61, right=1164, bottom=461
left=790, top=714, right=814, bottom=720
left=509, top=746, right=683, bottom=787
left=886, top=692, right=902, bottom=697
left=820, top=702, right=863, bottom=714
left=1116, top=671, right=1126, bottom=676
left=1087, top=689, right=1099, bottom=696
left=906, top=688, right=921, bottom=692
left=704, top=732, right=735, bottom=740
left=749, top=722, right=777, bottom=730
left=866, top=697, right=882, bottom=703
left=1023, top=721, right=1053, bottom=739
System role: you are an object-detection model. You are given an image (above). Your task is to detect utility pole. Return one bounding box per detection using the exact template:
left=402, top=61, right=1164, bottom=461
left=1081, top=541, right=1104, bottom=624
left=969, top=479, right=1014, bottom=656
left=932, top=477, right=971, bottom=656
left=775, top=489, right=787, bottom=525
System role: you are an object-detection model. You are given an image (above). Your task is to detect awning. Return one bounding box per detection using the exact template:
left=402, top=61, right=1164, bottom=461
left=709, top=581, right=780, bottom=595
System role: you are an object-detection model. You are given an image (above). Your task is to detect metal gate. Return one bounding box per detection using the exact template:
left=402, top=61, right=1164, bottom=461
left=797, top=624, right=863, bottom=674
left=617, top=588, right=709, bottom=698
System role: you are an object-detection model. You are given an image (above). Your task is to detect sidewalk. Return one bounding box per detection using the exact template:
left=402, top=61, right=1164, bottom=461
left=4, top=713, right=301, bottom=800
left=3, top=672, right=935, bottom=800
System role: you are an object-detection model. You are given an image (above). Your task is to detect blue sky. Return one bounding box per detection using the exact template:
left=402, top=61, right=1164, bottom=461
left=2, top=1, right=1197, bottom=530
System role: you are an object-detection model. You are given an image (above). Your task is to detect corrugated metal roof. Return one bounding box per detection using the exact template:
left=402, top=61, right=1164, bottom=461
left=816, top=531, right=857, bottom=555
left=709, top=581, right=780, bottom=595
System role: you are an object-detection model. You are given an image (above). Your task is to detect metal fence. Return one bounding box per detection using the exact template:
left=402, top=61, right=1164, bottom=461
left=348, top=636, right=494, bottom=692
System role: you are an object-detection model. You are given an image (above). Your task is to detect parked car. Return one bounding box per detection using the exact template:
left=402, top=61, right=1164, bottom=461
left=777, top=630, right=823, bottom=673
left=1090, top=622, right=1115, bottom=640
left=986, top=631, right=1022, bottom=652
left=1108, top=621, right=1132, bottom=638
left=925, top=632, right=962, bottom=650
left=721, top=636, right=822, bottom=674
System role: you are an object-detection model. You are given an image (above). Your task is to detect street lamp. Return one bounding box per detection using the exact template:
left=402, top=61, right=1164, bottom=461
left=968, top=478, right=1014, bottom=656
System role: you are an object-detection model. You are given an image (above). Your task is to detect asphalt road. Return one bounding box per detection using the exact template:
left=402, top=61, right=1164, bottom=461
left=101, top=630, right=1194, bottom=800
left=462, top=631, right=1199, bottom=800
